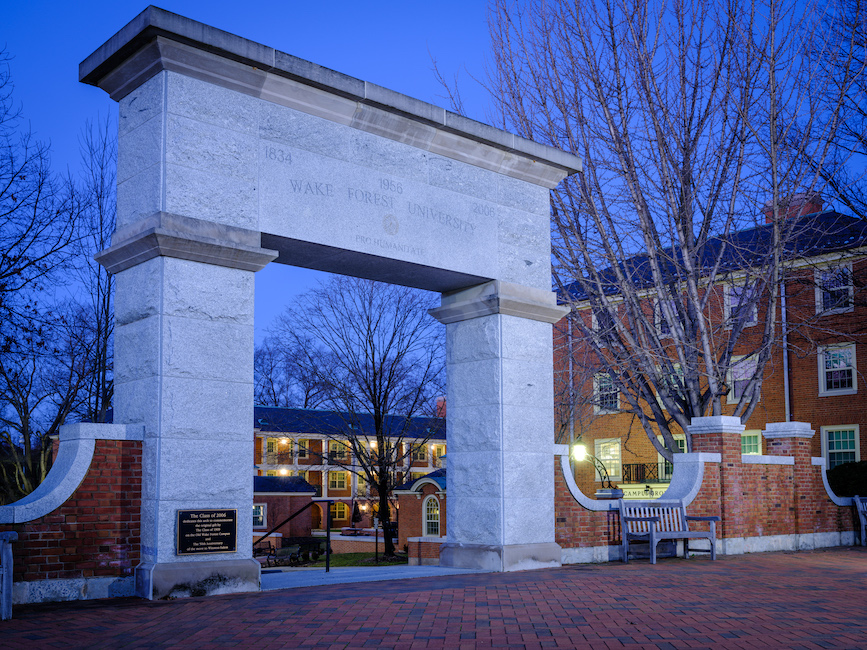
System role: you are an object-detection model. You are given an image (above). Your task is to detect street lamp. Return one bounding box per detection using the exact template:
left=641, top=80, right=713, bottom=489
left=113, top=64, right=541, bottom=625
left=571, top=442, right=623, bottom=499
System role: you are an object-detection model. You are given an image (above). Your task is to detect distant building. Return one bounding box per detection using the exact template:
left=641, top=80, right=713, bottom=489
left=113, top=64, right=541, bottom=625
left=253, top=406, right=446, bottom=528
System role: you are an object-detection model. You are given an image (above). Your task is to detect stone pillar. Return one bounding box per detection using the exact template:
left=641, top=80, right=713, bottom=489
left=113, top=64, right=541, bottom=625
left=98, top=215, right=276, bottom=599
left=430, top=281, right=568, bottom=571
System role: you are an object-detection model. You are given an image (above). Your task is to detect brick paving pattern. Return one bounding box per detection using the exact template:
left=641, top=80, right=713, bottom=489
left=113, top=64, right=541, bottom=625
left=2, top=547, right=865, bottom=649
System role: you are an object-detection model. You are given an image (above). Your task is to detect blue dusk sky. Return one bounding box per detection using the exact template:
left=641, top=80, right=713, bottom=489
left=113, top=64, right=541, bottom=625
left=3, top=1, right=495, bottom=341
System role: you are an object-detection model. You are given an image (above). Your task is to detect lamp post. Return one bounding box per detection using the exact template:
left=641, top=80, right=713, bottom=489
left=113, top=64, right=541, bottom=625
left=571, top=443, right=623, bottom=499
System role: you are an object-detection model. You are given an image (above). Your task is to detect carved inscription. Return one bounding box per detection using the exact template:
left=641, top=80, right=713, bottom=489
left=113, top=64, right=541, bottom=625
left=407, top=202, right=476, bottom=234
left=264, top=145, right=292, bottom=164
left=347, top=187, right=395, bottom=209
left=356, top=234, right=424, bottom=257
left=289, top=180, right=334, bottom=196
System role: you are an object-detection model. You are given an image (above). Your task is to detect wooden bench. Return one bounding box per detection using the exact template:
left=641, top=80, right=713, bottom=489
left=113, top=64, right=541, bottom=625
left=854, top=495, right=867, bottom=547
left=267, top=544, right=302, bottom=567
left=619, top=499, right=719, bottom=564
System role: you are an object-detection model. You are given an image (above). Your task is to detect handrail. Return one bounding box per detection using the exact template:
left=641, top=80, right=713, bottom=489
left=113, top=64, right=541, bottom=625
left=253, top=499, right=334, bottom=572
left=253, top=500, right=316, bottom=547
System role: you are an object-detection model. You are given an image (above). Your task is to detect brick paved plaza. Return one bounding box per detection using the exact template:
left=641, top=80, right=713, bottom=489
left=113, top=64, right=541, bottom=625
left=3, top=547, right=865, bottom=649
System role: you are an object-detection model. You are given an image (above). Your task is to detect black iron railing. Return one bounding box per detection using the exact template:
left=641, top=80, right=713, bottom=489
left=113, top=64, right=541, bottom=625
left=621, top=463, right=673, bottom=484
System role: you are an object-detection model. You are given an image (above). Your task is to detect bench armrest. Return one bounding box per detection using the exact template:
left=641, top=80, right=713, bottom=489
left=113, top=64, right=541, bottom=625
left=685, top=516, right=721, bottom=522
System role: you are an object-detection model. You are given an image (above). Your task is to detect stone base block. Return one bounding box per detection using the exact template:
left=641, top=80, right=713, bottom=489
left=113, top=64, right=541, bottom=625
left=135, top=559, right=260, bottom=600
left=439, top=542, right=561, bottom=572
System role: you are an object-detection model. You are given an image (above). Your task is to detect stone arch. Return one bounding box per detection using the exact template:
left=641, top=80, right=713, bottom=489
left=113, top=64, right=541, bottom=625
left=79, top=7, right=581, bottom=598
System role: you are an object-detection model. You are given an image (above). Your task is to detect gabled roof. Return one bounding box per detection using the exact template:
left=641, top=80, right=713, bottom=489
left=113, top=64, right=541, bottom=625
left=253, top=475, right=317, bottom=493
left=253, top=406, right=446, bottom=441
left=563, top=211, right=867, bottom=301
left=395, top=468, right=446, bottom=492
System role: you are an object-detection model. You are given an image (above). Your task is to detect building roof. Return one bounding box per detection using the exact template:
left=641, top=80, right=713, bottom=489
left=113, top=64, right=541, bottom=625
left=395, top=468, right=446, bottom=492
left=253, top=475, right=317, bottom=494
left=563, top=211, right=867, bottom=301
left=254, top=406, right=446, bottom=441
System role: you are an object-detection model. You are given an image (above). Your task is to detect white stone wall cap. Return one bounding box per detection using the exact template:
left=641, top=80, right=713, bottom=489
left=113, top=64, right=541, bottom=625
left=687, top=416, right=746, bottom=435
left=60, top=422, right=145, bottom=442
left=431, top=281, right=569, bottom=325
left=672, top=452, right=721, bottom=464
left=407, top=536, right=445, bottom=542
left=79, top=7, right=582, bottom=188
left=762, top=422, right=816, bottom=439
left=741, top=454, right=795, bottom=465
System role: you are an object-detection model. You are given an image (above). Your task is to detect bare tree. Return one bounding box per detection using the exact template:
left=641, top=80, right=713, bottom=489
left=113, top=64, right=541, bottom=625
left=264, top=276, right=444, bottom=556
left=488, top=0, right=864, bottom=459
left=69, top=118, right=116, bottom=423
left=803, top=0, right=867, bottom=217
left=0, top=49, right=80, bottom=329
left=0, top=304, right=99, bottom=503
left=254, top=336, right=335, bottom=409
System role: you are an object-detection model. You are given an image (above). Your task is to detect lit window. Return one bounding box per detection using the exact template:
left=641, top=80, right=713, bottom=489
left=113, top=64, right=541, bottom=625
left=424, top=496, right=440, bottom=537
left=819, top=344, right=857, bottom=396
left=266, top=438, right=277, bottom=454
left=727, top=282, right=758, bottom=328
left=330, top=502, right=348, bottom=521
left=411, top=444, right=427, bottom=462
left=329, top=471, right=347, bottom=490
left=297, top=439, right=308, bottom=459
left=594, top=373, right=618, bottom=413
left=741, top=431, right=761, bottom=455
left=253, top=504, right=266, bottom=528
left=410, top=472, right=426, bottom=481
left=817, top=265, right=852, bottom=314
left=728, top=355, right=758, bottom=403
left=822, top=426, right=860, bottom=469
left=265, top=470, right=277, bottom=477
left=594, top=438, right=622, bottom=481
left=356, top=473, right=367, bottom=494
left=329, top=440, right=348, bottom=462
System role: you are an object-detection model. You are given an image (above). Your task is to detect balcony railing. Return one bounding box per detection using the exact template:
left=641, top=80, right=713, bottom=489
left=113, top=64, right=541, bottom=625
left=621, top=463, right=673, bottom=484
left=264, top=452, right=294, bottom=466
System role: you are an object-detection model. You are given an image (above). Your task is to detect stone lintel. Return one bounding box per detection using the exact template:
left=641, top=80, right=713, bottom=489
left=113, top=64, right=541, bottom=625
left=136, top=559, right=260, bottom=600
left=762, top=421, right=816, bottom=439
left=439, top=542, right=562, bottom=572
left=687, top=415, right=746, bottom=436
left=96, top=212, right=278, bottom=274
left=429, top=280, right=569, bottom=325
left=79, top=7, right=582, bottom=189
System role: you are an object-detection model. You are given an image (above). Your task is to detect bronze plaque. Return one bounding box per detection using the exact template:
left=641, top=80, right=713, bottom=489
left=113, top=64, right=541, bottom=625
left=176, top=509, right=237, bottom=555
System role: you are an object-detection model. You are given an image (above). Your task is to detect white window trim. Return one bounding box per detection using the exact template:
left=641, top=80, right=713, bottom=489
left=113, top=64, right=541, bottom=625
left=329, top=470, right=347, bottom=490
left=594, top=438, right=622, bottom=482
left=656, top=434, right=686, bottom=479
left=818, top=343, right=858, bottom=397
left=820, top=425, right=861, bottom=469
left=423, top=495, right=441, bottom=537
left=815, top=263, right=854, bottom=315
left=725, top=282, right=758, bottom=329
left=727, top=354, right=760, bottom=404
left=741, top=430, right=762, bottom=455
left=297, top=439, right=309, bottom=459
left=593, top=373, right=619, bottom=414
left=253, top=503, right=267, bottom=529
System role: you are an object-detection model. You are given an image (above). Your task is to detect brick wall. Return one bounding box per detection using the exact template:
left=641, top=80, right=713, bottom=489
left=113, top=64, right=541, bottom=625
left=0, top=439, right=142, bottom=583
left=555, top=426, right=854, bottom=552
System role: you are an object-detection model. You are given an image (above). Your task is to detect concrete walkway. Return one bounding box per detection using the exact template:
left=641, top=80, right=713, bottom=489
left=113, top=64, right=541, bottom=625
left=4, top=546, right=866, bottom=648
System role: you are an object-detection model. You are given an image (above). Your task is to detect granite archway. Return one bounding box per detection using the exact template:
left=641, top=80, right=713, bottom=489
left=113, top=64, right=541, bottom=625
left=81, top=7, right=581, bottom=599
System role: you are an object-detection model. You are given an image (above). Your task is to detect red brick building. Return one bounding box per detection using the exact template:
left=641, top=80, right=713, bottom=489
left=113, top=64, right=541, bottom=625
left=555, top=208, right=867, bottom=498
